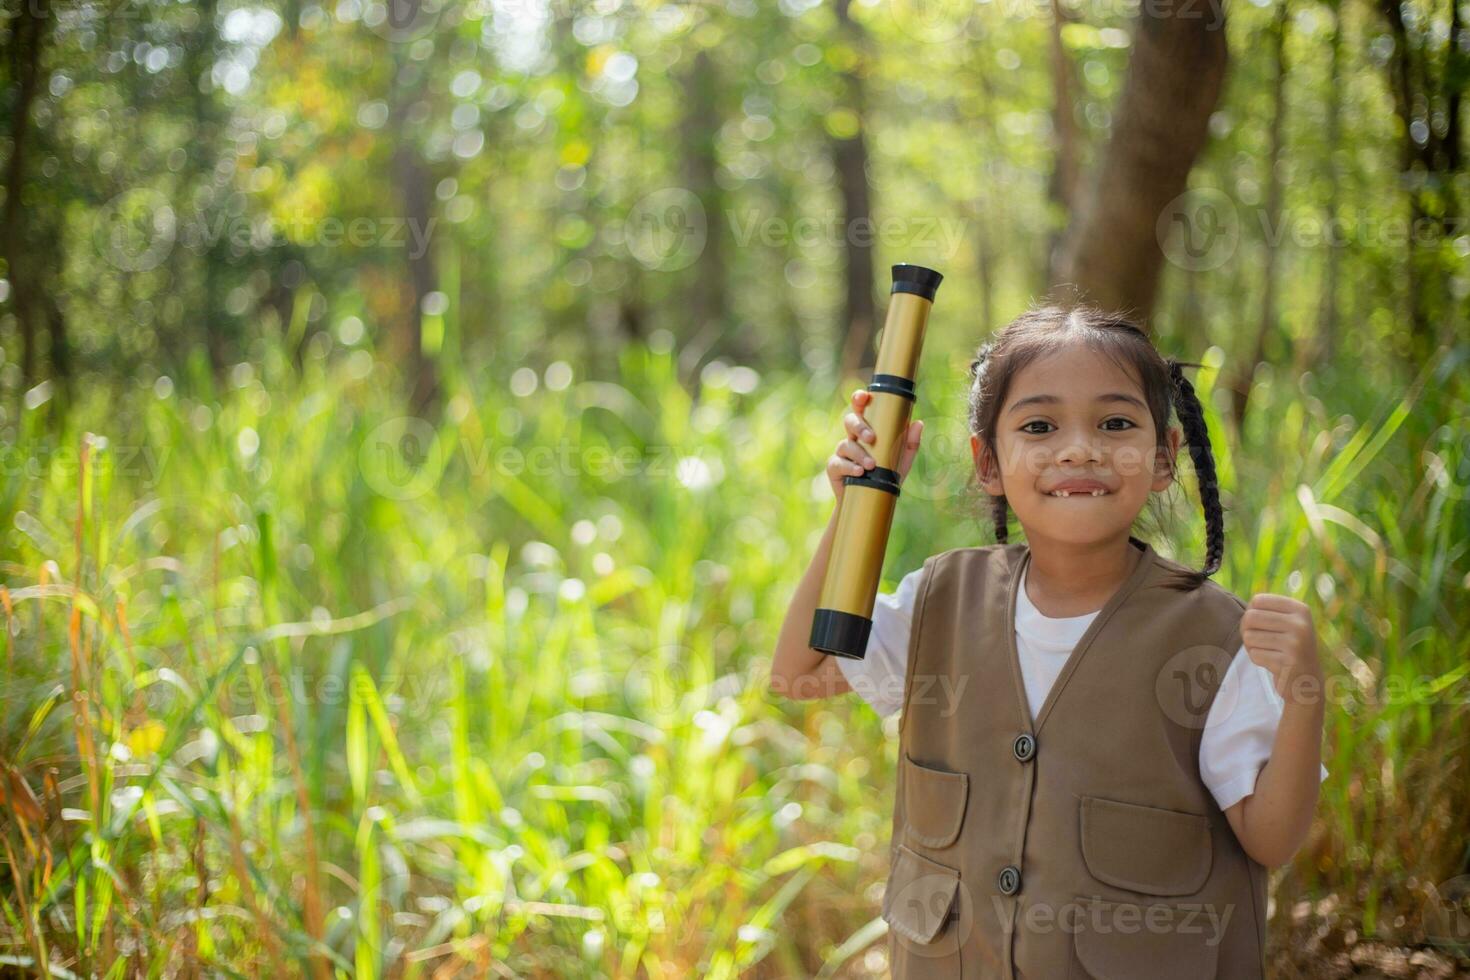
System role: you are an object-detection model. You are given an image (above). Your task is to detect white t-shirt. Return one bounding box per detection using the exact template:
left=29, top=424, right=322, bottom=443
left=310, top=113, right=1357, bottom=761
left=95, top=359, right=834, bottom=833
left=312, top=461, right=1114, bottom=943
left=836, top=563, right=1329, bottom=811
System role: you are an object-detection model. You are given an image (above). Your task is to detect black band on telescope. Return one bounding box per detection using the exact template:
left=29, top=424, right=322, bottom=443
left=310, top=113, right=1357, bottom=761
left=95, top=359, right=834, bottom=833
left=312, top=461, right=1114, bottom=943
left=810, top=608, right=872, bottom=659
left=843, top=466, right=902, bottom=496
left=890, top=263, right=944, bottom=301
left=868, top=374, right=916, bottom=401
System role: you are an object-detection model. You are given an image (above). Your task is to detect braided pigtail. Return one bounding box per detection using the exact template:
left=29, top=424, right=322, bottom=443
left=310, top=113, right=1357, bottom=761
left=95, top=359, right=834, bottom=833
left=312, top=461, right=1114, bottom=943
left=970, top=343, right=1011, bottom=544
left=1167, top=358, right=1225, bottom=587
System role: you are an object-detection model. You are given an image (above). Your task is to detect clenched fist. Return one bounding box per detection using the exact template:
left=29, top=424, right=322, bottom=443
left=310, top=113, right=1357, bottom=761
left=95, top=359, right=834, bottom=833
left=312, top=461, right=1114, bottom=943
left=1240, top=594, right=1323, bottom=704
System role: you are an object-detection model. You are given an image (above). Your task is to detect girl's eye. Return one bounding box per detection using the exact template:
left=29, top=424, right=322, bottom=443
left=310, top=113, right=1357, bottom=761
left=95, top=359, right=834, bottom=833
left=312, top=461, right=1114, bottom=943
left=1021, top=419, right=1135, bottom=435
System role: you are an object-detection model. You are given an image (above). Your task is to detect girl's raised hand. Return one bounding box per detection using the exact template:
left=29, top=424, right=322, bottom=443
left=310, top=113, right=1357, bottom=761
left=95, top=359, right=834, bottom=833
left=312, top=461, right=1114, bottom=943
left=826, top=388, right=924, bottom=502
left=1241, top=594, right=1323, bottom=703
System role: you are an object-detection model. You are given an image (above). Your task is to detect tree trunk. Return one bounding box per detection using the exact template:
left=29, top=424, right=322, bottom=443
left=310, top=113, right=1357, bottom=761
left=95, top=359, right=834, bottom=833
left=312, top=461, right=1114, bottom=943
left=973, top=59, right=999, bottom=335
left=834, top=0, right=876, bottom=378
left=1377, top=0, right=1463, bottom=357
left=185, top=0, right=230, bottom=377
left=680, top=50, right=734, bottom=363
left=1230, top=0, right=1289, bottom=428
left=389, top=54, right=440, bottom=414
left=1051, top=0, right=1228, bottom=321
left=2, top=0, right=49, bottom=395
left=1313, top=0, right=1342, bottom=368
left=1045, top=0, right=1081, bottom=272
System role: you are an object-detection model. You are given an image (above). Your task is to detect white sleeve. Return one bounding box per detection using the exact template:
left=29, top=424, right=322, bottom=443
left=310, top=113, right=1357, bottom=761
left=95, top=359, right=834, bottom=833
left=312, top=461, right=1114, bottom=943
left=1199, top=644, right=1331, bottom=811
left=834, top=567, right=923, bottom=718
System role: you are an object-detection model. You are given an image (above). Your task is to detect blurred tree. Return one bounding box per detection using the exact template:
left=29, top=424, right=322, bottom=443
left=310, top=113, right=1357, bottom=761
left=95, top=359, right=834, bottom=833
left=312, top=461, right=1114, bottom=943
left=1045, top=0, right=1081, bottom=270
left=1313, top=0, right=1345, bottom=368
left=1052, top=0, right=1229, bottom=320
left=388, top=44, right=440, bottom=413
left=1376, top=0, right=1465, bottom=358
left=681, top=48, right=731, bottom=362
left=1231, top=0, right=1290, bottom=427
left=1, top=0, right=62, bottom=399
left=833, top=0, right=875, bottom=377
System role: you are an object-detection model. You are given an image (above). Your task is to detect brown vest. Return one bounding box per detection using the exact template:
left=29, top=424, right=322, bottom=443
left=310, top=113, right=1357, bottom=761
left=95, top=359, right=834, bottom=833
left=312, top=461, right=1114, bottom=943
left=882, top=536, right=1268, bottom=979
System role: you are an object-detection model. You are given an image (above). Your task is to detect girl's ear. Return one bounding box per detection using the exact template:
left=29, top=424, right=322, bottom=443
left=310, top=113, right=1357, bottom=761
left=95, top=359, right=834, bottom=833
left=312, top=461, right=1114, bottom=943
left=1152, top=425, right=1183, bottom=492
left=972, top=434, right=1004, bottom=495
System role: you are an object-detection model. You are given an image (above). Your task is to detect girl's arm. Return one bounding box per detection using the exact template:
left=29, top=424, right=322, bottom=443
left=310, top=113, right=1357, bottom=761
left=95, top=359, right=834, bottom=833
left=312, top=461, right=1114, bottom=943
left=768, top=507, right=854, bottom=702
left=1222, top=594, right=1326, bottom=868
left=768, top=390, right=922, bottom=703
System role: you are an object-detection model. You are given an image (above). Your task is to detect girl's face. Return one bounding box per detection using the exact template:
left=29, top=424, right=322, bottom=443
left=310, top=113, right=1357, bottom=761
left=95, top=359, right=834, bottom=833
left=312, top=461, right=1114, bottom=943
left=971, top=343, right=1182, bottom=548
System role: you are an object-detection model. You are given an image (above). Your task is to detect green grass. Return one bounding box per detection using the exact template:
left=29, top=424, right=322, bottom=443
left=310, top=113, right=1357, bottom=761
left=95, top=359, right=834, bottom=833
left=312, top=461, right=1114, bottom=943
left=1, top=326, right=1467, bottom=976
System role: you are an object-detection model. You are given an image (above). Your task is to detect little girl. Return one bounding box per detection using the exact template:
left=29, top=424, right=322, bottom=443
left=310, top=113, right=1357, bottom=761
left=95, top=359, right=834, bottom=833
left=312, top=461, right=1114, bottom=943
left=770, top=305, right=1328, bottom=978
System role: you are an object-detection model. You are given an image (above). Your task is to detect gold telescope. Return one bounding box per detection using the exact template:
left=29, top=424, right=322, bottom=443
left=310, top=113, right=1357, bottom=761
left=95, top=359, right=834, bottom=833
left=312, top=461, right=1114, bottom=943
left=811, top=263, right=943, bottom=660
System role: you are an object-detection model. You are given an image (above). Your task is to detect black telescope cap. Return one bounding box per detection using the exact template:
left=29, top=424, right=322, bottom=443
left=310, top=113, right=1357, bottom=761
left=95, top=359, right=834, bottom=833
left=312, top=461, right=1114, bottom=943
left=890, top=264, right=943, bottom=300
left=811, top=608, right=872, bottom=660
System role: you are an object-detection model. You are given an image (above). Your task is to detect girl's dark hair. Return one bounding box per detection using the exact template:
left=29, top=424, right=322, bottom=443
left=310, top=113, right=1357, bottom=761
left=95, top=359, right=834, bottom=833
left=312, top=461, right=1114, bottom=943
left=966, top=304, right=1224, bottom=591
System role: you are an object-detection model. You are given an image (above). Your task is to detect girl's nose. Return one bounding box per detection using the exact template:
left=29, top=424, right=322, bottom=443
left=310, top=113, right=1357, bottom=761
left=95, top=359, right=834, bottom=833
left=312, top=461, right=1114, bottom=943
left=1056, top=440, right=1103, bottom=466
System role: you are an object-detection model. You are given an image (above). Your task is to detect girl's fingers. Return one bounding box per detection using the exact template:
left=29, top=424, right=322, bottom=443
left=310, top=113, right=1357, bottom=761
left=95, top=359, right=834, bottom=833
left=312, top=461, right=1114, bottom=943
left=1242, top=628, right=1291, bottom=654
left=1241, top=608, right=1303, bottom=634
left=829, top=456, right=863, bottom=477
left=837, top=439, right=875, bottom=468
left=1246, top=593, right=1304, bottom=614
left=843, top=412, right=876, bottom=445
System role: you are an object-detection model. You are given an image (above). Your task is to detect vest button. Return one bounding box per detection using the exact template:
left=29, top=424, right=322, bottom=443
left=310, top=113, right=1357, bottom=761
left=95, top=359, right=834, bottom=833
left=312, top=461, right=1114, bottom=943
left=1012, top=733, right=1036, bottom=763
left=997, top=865, right=1021, bottom=896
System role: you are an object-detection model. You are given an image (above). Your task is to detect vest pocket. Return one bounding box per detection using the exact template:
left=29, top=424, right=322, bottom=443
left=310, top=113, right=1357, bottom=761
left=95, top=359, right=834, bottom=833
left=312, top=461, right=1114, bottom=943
left=1068, top=896, right=1222, bottom=979
left=1079, top=796, right=1213, bottom=897
left=883, top=843, right=963, bottom=972
left=901, top=752, right=969, bottom=849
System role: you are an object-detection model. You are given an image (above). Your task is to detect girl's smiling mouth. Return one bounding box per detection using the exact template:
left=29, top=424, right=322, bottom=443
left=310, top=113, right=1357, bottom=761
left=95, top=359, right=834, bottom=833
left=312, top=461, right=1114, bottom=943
left=1044, top=479, right=1114, bottom=497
